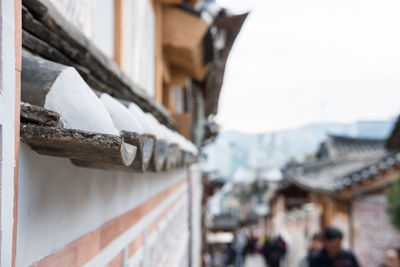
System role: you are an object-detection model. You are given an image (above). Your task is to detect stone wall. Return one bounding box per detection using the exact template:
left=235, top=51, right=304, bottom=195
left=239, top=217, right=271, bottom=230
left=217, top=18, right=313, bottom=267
left=352, top=195, right=400, bottom=267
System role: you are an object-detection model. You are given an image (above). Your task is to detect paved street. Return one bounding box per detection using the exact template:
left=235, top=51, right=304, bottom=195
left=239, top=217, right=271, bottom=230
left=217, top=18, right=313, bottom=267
left=244, top=254, right=268, bottom=267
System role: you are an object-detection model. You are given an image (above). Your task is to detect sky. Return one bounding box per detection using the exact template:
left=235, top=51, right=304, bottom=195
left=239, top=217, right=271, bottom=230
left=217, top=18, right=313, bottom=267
left=215, top=0, right=400, bottom=133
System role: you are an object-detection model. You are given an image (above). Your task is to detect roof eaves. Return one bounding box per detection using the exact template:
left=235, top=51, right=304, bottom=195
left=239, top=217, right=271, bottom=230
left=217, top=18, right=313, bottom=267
left=334, top=152, right=400, bottom=192
left=204, top=12, right=249, bottom=116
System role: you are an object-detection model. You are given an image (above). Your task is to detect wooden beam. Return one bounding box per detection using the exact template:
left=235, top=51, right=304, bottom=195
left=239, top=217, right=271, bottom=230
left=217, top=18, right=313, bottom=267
left=162, top=6, right=210, bottom=81
left=154, top=0, right=163, bottom=104
left=161, top=0, right=183, bottom=4
left=162, top=57, right=171, bottom=85
left=322, top=196, right=335, bottom=228
left=184, top=0, right=200, bottom=6
left=173, top=112, right=191, bottom=139
left=13, top=1, right=22, bottom=265
left=113, top=0, right=124, bottom=66
left=169, top=68, right=190, bottom=87
left=163, top=84, right=175, bottom=113
left=337, top=167, right=400, bottom=199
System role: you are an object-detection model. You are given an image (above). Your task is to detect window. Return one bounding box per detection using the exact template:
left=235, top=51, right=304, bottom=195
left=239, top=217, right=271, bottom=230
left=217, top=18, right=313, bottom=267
left=122, top=0, right=155, bottom=97
left=48, top=0, right=155, bottom=96
left=48, top=0, right=93, bottom=39
left=49, top=0, right=115, bottom=58
left=93, top=0, right=115, bottom=57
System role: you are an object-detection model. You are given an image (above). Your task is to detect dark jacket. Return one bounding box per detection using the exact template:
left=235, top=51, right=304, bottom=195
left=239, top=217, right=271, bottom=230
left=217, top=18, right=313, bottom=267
left=310, top=248, right=360, bottom=267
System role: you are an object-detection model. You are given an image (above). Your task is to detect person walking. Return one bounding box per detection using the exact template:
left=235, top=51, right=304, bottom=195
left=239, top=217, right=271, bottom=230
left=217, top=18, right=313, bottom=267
left=262, top=235, right=287, bottom=267
left=244, top=233, right=257, bottom=256
left=298, top=233, right=324, bottom=267
left=232, top=229, right=247, bottom=267
left=310, top=227, right=360, bottom=267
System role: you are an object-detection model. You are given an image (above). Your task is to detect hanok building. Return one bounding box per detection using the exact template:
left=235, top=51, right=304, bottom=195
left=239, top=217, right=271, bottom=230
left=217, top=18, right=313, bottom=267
left=280, top=133, right=400, bottom=267
left=0, top=0, right=246, bottom=266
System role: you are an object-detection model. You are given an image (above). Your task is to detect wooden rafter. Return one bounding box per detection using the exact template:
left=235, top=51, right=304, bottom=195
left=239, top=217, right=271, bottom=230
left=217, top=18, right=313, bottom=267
left=162, top=6, right=210, bottom=81
left=336, top=167, right=400, bottom=199
left=154, top=0, right=164, bottom=104
left=113, top=0, right=124, bottom=66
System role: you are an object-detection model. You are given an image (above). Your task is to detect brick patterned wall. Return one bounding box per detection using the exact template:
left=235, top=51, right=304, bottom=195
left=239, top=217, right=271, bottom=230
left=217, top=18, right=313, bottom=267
left=147, top=198, right=189, bottom=267
left=352, top=195, right=400, bottom=267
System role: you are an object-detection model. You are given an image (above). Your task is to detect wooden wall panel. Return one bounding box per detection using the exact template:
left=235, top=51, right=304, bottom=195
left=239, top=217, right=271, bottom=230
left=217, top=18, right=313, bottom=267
left=173, top=112, right=191, bottom=139
left=154, top=0, right=163, bottom=103
left=170, top=68, right=190, bottom=87
left=161, top=0, right=183, bottom=4
left=163, top=84, right=175, bottom=113
left=113, top=0, right=124, bottom=66
left=163, top=7, right=210, bottom=80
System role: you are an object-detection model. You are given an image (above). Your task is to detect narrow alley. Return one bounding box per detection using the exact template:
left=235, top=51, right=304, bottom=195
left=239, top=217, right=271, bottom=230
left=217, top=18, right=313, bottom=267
left=1, top=0, right=400, bottom=267
left=244, top=255, right=267, bottom=267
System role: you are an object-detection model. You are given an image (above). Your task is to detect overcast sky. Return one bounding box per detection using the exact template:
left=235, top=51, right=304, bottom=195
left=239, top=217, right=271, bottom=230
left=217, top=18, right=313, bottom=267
left=215, top=0, right=400, bottom=133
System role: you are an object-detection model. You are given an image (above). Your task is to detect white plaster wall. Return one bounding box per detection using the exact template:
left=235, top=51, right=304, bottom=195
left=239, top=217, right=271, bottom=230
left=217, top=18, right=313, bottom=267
left=16, top=144, right=187, bottom=267
left=0, top=0, right=16, bottom=266
left=47, top=0, right=114, bottom=57
left=189, top=164, right=202, bottom=267
left=50, top=0, right=155, bottom=96
left=93, top=0, right=114, bottom=57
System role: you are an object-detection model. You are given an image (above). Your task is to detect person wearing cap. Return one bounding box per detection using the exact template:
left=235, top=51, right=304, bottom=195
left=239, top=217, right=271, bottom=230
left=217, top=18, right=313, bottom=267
left=310, top=227, right=360, bottom=267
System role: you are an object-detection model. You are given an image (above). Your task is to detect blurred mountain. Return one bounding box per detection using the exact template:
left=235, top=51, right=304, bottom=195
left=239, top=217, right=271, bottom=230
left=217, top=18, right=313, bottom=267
left=202, top=118, right=396, bottom=180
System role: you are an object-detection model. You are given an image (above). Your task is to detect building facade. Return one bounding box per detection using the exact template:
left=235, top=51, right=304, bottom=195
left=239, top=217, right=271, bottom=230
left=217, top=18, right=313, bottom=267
left=275, top=133, right=400, bottom=267
left=0, top=0, right=246, bottom=266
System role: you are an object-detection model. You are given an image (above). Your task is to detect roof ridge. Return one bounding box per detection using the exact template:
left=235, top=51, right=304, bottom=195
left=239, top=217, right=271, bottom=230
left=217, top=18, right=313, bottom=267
left=327, top=134, right=385, bottom=143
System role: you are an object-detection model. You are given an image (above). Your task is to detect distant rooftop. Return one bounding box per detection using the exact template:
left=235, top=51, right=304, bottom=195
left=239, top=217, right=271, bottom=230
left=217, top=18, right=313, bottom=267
left=284, top=135, right=393, bottom=194
left=317, top=134, right=386, bottom=161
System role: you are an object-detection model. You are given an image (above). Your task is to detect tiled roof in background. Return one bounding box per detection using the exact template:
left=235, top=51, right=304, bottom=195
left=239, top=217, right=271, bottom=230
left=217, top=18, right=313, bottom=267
left=283, top=134, right=397, bottom=194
